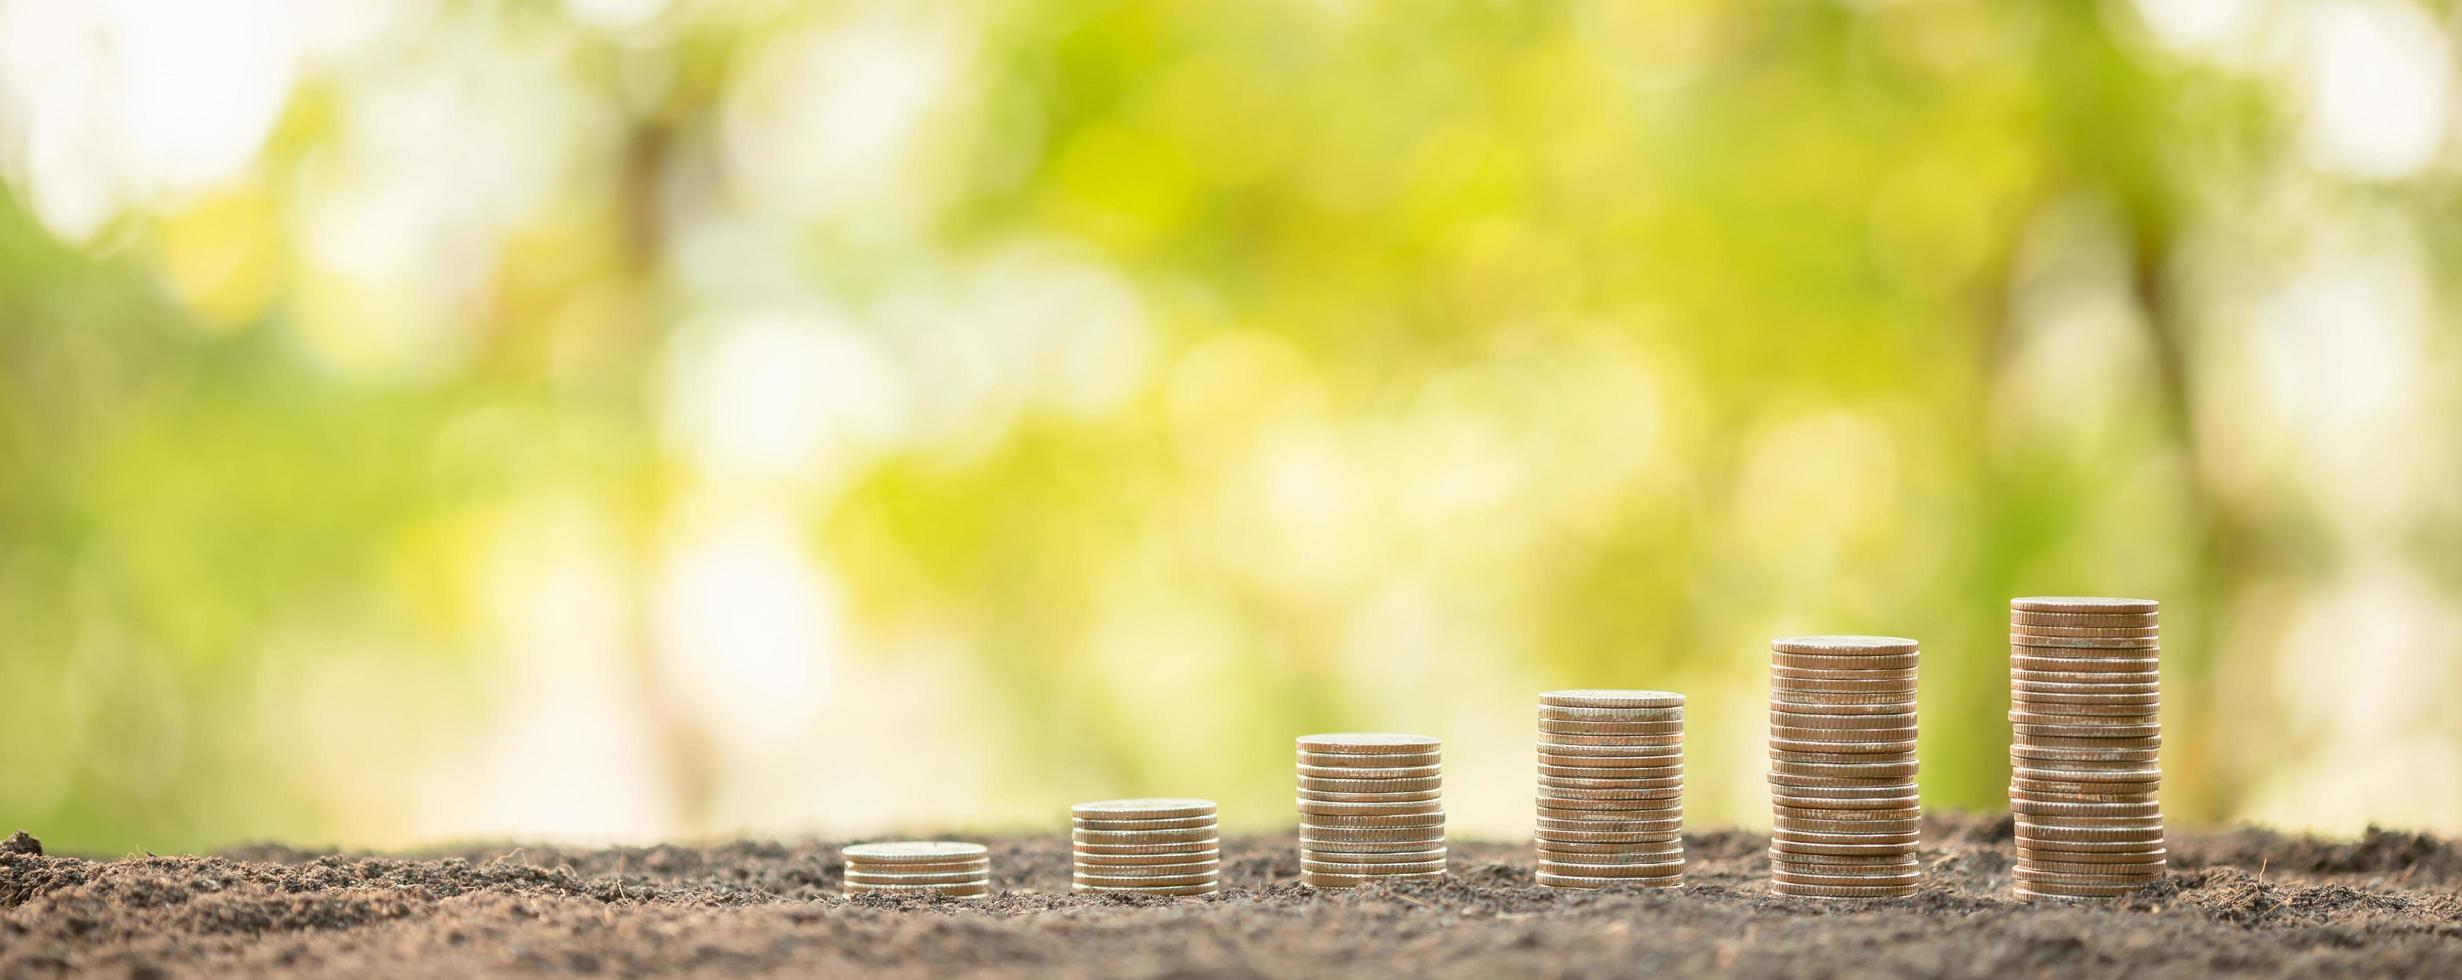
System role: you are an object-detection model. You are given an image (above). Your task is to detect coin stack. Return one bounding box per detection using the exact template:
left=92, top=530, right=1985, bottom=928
left=1071, top=798, right=1221, bottom=895
left=2009, top=596, right=2165, bottom=901
left=841, top=841, right=990, bottom=898
left=1767, top=635, right=1923, bottom=899
left=1296, top=733, right=1446, bottom=888
left=1534, top=690, right=1687, bottom=889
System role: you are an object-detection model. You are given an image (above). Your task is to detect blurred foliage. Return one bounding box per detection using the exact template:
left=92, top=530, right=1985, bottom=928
left=3, top=0, right=2458, bottom=851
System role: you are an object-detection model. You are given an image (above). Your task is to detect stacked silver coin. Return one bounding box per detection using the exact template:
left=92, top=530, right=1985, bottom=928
left=1070, top=798, right=1221, bottom=895
left=841, top=841, right=990, bottom=898
left=1767, top=635, right=1923, bottom=899
left=1296, top=733, right=1446, bottom=888
left=1534, top=690, right=1686, bottom=888
left=2009, top=596, right=2166, bottom=901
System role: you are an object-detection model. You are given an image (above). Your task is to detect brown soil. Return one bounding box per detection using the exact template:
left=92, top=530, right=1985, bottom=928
left=5, top=813, right=2460, bottom=978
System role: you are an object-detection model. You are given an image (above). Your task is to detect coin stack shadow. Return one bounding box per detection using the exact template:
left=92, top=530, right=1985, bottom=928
left=840, top=841, right=990, bottom=898
left=1296, top=733, right=1446, bottom=888
left=1534, top=690, right=1687, bottom=888
left=1767, top=635, right=1923, bottom=899
left=2009, top=596, right=2166, bottom=901
left=1069, top=798, right=1221, bottom=895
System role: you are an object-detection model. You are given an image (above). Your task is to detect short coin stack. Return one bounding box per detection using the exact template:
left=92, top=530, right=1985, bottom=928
left=841, top=841, right=990, bottom=898
left=1534, top=690, right=1686, bottom=889
left=1296, top=733, right=1446, bottom=888
left=1070, top=798, right=1221, bottom=895
left=1767, top=635, right=1923, bottom=899
left=2009, top=597, right=2165, bottom=901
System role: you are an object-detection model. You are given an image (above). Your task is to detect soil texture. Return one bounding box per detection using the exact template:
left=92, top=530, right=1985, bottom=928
left=6, top=813, right=2461, bottom=978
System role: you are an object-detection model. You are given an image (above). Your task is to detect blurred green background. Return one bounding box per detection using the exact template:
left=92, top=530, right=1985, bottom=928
left=4, top=0, right=2459, bottom=853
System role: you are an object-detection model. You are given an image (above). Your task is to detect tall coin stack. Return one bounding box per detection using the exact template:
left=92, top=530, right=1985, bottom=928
left=2009, top=596, right=2165, bottom=901
left=841, top=841, right=990, bottom=899
left=1071, top=798, right=1221, bottom=895
left=1296, top=733, right=1446, bottom=888
left=1767, top=635, right=1923, bottom=899
left=1534, top=690, right=1687, bottom=889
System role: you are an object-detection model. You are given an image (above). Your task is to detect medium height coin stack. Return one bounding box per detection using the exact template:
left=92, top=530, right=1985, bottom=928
left=2009, top=596, right=2166, bottom=901
left=1071, top=798, right=1221, bottom=895
left=1767, top=635, right=1923, bottom=899
left=841, top=841, right=990, bottom=898
left=1296, top=733, right=1446, bottom=887
left=1534, top=690, right=1686, bottom=888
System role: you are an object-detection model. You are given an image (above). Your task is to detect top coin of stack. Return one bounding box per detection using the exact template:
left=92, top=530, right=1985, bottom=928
left=1767, top=635, right=1923, bottom=900
left=1534, top=690, right=1687, bottom=889
left=1297, top=733, right=1446, bottom=888
left=1071, top=798, right=1221, bottom=896
left=2008, top=597, right=2165, bottom=901
left=842, top=841, right=990, bottom=899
